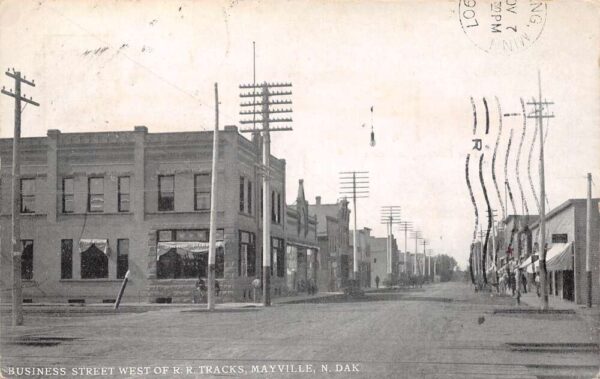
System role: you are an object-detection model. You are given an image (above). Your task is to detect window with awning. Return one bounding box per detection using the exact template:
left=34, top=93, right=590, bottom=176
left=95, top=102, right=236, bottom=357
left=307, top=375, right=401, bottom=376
left=546, top=242, right=573, bottom=272
left=79, top=239, right=109, bottom=279
left=156, top=229, right=225, bottom=279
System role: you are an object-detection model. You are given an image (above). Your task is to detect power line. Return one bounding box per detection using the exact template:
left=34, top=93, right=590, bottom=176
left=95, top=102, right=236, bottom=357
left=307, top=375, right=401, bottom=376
left=340, top=171, right=369, bottom=284
left=239, top=81, right=293, bottom=306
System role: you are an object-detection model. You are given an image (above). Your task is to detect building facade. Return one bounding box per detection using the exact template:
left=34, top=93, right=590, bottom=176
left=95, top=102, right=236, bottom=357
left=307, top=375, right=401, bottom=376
left=285, top=179, right=319, bottom=293
left=528, top=199, right=600, bottom=305
left=0, top=126, right=290, bottom=303
left=308, top=197, right=351, bottom=292
left=369, top=236, right=398, bottom=287
left=349, top=227, right=371, bottom=288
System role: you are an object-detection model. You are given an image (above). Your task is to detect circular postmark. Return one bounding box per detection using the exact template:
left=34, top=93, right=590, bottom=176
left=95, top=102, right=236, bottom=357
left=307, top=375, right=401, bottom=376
left=458, top=0, right=548, bottom=55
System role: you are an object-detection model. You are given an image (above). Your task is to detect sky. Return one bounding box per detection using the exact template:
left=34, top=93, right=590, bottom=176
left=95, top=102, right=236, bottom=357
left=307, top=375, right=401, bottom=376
left=0, top=0, right=599, bottom=268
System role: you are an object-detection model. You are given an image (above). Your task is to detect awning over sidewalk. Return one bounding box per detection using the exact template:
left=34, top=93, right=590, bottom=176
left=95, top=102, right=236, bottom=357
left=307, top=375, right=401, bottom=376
left=519, top=254, right=539, bottom=273
left=156, top=241, right=224, bottom=260
left=546, top=242, right=573, bottom=271
left=79, top=239, right=109, bottom=255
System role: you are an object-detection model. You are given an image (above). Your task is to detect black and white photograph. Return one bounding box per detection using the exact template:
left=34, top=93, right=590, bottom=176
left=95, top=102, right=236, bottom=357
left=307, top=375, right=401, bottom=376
left=0, top=0, right=599, bottom=378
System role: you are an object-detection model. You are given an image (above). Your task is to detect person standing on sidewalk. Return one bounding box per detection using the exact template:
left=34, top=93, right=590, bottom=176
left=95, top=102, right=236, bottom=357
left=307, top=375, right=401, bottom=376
left=375, top=276, right=380, bottom=289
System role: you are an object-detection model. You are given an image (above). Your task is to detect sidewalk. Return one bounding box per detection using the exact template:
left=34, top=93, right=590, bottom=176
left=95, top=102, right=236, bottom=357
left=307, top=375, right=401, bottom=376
left=0, top=291, right=342, bottom=313
left=518, top=290, right=600, bottom=343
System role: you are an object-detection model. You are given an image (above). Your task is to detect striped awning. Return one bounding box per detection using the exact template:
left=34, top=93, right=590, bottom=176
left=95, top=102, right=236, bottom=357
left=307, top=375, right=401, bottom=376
left=546, top=242, right=573, bottom=271
left=79, top=239, right=109, bottom=255
left=156, top=241, right=224, bottom=260
left=519, top=254, right=539, bottom=273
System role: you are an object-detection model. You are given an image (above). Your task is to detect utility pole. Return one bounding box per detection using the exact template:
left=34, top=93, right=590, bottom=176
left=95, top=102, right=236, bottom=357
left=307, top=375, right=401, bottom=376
left=477, top=227, right=487, bottom=288
left=380, top=206, right=401, bottom=283
left=488, top=209, right=499, bottom=291
left=207, top=83, right=220, bottom=311
left=421, top=239, right=429, bottom=281
left=411, top=231, right=422, bottom=276
left=526, top=70, right=554, bottom=310
left=586, top=173, right=592, bottom=307
left=398, top=221, right=413, bottom=275
left=426, top=249, right=434, bottom=281
left=239, top=81, right=293, bottom=306
left=340, top=171, right=369, bottom=284
left=2, top=69, right=39, bottom=326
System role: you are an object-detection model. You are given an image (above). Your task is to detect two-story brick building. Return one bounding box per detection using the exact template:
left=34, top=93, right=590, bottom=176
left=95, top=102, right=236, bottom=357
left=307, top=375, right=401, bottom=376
left=0, top=126, right=289, bottom=303
left=309, top=197, right=351, bottom=292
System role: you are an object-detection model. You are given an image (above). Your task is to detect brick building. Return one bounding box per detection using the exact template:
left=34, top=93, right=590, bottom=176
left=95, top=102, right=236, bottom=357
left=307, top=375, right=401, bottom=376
left=285, top=179, right=319, bottom=293
left=349, top=227, right=371, bottom=288
left=309, top=197, right=351, bottom=292
left=0, top=126, right=290, bottom=303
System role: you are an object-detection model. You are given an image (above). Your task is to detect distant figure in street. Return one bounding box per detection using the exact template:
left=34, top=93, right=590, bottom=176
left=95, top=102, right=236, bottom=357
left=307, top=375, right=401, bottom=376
left=509, top=272, right=516, bottom=296
left=375, top=275, right=380, bottom=289
left=215, top=280, right=221, bottom=297
left=521, top=273, right=528, bottom=294
left=534, top=273, right=540, bottom=297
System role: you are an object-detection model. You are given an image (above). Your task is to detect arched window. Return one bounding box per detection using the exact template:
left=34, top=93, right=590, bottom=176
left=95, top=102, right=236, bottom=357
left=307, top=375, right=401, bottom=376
left=81, top=244, right=108, bottom=279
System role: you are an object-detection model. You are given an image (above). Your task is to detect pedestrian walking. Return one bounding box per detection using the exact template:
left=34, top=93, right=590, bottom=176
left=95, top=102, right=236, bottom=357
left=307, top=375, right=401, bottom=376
left=521, top=272, right=528, bottom=294
left=375, top=275, right=380, bottom=289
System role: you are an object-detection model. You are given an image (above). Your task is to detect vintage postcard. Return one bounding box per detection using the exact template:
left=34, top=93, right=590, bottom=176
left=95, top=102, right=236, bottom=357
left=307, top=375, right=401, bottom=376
left=0, top=0, right=599, bottom=378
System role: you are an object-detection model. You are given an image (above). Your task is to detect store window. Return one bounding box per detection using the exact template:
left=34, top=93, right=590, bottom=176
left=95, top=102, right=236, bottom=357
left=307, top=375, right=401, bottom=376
left=272, top=237, right=285, bottom=277
left=238, top=231, right=256, bottom=277
left=81, top=244, right=108, bottom=279
left=22, top=240, right=33, bottom=279
left=61, top=239, right=73, bottom=279
left=117, top=239, right=129, bottom=279
left=157, top=229, right=224, bottom=279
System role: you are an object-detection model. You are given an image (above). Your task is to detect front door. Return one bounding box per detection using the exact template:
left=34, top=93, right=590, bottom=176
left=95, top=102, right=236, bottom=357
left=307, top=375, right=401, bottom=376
left=563, top=270, right=574, bottom=301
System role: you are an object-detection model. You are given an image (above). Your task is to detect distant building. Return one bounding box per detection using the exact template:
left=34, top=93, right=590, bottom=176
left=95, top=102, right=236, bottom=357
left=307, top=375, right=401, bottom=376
left=309, top=197, right=350, bottom=291
left=369, top=235, right=398, bottom=287
left=349, top=227, right=371, bottom=288
left=285, top=180, right=319, bottom=293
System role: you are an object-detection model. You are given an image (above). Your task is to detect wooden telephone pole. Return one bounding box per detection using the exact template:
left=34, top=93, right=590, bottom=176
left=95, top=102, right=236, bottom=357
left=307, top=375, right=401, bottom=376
left=340, top=171, right=369, bottom=283
left=207, top=83, right=220, bottom=311
left=586, top=173, right=592, bottom=307
left=239, top=82, right=293, bottom=306
left=526, top=70, right=554, bottom=310
left=380, top=206, right=401, bottom=283
left=411, top=231, right=422, bottom=276
left=1, top=69, right=40, bottom=326
left=398, top=221, right=413, bottom=275
left=421, top=239, right=429, bottom=280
